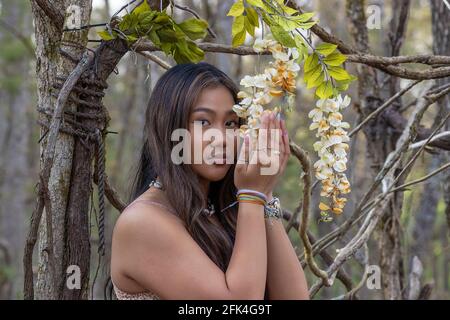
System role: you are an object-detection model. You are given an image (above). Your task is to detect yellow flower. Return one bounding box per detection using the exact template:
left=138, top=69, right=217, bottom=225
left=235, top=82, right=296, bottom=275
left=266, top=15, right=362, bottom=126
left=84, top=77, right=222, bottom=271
left=331, top=207, right=343, bottom=215
left=319, top=202, right=330, bottom=211
left=318, top=119, right=330, bottom=132
left=269, top=89, right=284, bottom=97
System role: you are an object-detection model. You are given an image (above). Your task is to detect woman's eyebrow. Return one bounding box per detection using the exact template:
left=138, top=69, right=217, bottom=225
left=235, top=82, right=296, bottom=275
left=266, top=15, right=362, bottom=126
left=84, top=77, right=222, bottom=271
left=192, top=107, right=215, bottom=114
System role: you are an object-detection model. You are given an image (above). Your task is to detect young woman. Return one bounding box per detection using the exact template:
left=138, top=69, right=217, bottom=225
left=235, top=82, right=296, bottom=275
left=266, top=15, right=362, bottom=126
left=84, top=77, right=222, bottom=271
left=110, top=62, right=309, bottom=300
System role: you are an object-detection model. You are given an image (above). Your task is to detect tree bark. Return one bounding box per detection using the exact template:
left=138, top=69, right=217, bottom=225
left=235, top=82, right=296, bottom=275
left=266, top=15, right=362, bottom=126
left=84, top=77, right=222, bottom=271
left=31, top=0, right=92, bottom=299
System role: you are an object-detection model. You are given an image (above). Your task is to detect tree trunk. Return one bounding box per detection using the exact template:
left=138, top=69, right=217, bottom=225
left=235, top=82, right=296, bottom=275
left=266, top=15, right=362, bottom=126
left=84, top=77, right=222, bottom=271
left=31, top=0, right=92, bottom=299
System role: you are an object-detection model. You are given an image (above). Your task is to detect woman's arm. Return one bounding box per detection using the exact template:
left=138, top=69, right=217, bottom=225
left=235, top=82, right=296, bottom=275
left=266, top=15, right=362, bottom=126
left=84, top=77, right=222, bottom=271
left=226, top=202, right=267, bottom=298
left=264, top=203, right=309, bottom=299
left=263, top=118, right=309, bottom=300
left=112, top=200, right=267, bottom=299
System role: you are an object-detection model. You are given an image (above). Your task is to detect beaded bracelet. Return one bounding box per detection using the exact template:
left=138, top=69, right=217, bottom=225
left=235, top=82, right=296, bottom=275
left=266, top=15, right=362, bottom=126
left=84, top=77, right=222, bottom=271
left=236, top=193, right=266, bottom=207
left=220, top=189, right=282, bottom=223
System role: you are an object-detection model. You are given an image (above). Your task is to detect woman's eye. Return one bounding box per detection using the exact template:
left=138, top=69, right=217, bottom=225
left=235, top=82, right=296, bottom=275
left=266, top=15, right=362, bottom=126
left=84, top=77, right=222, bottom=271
left=194, top=119, right=210, bottom=126
left=225, top=120, right=239, bottom=128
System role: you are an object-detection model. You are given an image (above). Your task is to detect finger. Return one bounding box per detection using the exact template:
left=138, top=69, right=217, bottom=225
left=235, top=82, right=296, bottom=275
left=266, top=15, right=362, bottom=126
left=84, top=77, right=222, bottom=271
left=273, top=113, right=281, bottom=154
left=237, top=134, right=250, bottom=166
left=257, top=113, right=270, bottom=165
left=257, top=112, right=269, bottom=153
left=267, top=111, right=275, bottom=151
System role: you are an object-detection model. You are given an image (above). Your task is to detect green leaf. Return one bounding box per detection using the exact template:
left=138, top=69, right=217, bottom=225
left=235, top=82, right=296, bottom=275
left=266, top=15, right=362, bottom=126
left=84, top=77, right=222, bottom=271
left=328, top=66, right=351, bottom=80
left=157, top=28, right=179, bottom=42
left=296, top=20, right=317, bottom=29
left=323, top=52, right=347, bottom=66
left=160, top=42, right=173, bottom=55
left=98, top=30, right=115, bottom=41
left=271, top=15, right=299, bottom=31
left=291, top=12, right=315, bottom=23
left=153, top=14, right=170, bottom=24
left=134, top=0, right=150, bottom=14
left=185, top=40, right=205, bottom=63
left=227, top=0, right=245, bottom=17
left=297, top=44, right=309, bottom=62
left=246, top=0, right=265, bottom=9
left=119, top=12, right=140, bottom=31
left=178, top=18, right=208, bottom=40
left=294, top=34, right=304, bottom=47
left=282, top=6, right=298, bottom=16
left=307, top=71, right=324, bottom=89
left=232, top=29, right=246, bottom=47
left=316, top=81, right=333, bottom=99
left=149, top=29, right=161, bottom=45
left=173, top=39, right=204, bottom=64
left=232, top=15, right=245, bottom=37
left=304, top=53, right=319, bottom=73
left=244, top=16, right=255, bottom=37
left=315, top=43, right=337, bottom=56
left=246, top=7, right=259, bottom=28
left=126, top=34, right=138, bottom=42
left=270, top=24, right=296, bottom=47
left=137, top=11, right=156, bottom=29
left=335, top=74, right=357, bottom=91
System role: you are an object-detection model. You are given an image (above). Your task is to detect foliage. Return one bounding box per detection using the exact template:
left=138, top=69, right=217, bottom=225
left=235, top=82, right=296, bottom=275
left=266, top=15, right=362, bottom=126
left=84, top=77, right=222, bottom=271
left=97, top=1, right=209, bottom=63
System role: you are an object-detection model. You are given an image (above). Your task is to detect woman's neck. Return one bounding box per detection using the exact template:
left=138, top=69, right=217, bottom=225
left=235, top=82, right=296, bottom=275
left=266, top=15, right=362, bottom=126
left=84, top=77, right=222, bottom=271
left=198, top=176, right=210, bottom=198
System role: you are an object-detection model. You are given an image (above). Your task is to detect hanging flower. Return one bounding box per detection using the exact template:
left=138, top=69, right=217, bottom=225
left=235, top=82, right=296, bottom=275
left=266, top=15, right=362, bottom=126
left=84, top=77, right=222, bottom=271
left=233, top=37, right=300, bottom=138
left=231, top=23, right=352, bottom=223
left=308, top=94, right=352, bottom=220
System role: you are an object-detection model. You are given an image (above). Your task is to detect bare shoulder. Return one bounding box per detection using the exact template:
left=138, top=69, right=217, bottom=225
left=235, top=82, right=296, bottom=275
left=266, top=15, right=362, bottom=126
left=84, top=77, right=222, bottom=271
left=111, top=199, right=187, bottom=288
left=112, top=200, right=184, bottom=248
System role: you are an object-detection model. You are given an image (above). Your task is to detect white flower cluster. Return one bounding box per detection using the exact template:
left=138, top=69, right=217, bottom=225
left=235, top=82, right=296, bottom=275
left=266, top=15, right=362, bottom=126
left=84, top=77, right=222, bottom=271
left=233, top=38, right=300, bottom=138
left=308, top=94, right=352, bottom=217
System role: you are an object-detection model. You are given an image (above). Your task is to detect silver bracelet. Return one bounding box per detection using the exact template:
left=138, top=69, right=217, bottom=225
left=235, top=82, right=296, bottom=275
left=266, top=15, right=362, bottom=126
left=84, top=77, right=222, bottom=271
left=264, top=197, right=282, bottom=222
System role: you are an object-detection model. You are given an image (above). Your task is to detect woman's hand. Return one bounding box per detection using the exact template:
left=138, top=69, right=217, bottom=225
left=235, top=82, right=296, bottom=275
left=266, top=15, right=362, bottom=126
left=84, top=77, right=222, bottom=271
left=234, top=111, right=290, bottom=197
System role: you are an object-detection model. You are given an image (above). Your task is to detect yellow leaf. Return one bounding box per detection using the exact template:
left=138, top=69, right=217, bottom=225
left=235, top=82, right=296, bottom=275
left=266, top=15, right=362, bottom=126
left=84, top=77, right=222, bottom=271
left=232, top=30, right=246, bottom=47
left=227, top=1, right=245, bottom=17
left=232, top=15, right=245, bottom=37
left=316, top=81, right=333, bottom=99
left=319, top=202, right=330, bottom=211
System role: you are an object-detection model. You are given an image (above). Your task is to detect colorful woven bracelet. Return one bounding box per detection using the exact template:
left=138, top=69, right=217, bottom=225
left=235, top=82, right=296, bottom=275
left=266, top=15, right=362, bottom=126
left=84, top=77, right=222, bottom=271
left=236, top=193, right=266, bottom=206
left=236, top=189, right=268, bottom=202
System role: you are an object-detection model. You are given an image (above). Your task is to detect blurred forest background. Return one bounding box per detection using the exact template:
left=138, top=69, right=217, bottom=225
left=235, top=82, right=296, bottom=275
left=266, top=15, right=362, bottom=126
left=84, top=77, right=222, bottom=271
left=0, top=0, right=449, bottom=299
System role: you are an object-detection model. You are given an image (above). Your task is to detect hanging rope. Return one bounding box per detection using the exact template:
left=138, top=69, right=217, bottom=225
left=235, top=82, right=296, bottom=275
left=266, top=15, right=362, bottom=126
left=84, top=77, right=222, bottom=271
left=96, top=128, right=106, bottom=257
left=37, top=73, right=109, bottom=259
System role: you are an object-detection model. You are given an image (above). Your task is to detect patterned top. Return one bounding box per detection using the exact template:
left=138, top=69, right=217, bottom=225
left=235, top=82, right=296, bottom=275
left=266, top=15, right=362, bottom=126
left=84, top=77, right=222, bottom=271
left=113, top=199, right=177, bottom=300
left=113, top=282, right=160, bottom=300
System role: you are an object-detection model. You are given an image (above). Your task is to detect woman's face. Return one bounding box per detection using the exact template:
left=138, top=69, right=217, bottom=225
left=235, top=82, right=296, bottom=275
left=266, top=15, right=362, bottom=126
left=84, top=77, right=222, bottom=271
left=188, top=85, right=240, bottom=182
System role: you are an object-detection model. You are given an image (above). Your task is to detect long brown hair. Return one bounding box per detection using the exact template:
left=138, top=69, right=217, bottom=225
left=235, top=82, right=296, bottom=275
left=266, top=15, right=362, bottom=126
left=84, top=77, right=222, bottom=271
left=130, top=62, right=242, bottom=272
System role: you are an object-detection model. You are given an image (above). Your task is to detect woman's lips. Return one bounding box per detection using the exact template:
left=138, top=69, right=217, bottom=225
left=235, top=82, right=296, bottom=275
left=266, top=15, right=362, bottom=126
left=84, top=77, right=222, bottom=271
left=209, top=155, right=229, bottom=164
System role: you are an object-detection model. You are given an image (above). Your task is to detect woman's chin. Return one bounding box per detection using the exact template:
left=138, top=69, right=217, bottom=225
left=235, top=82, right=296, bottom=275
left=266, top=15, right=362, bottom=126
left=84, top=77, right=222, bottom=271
left=201, top=164, right=232, bottom=181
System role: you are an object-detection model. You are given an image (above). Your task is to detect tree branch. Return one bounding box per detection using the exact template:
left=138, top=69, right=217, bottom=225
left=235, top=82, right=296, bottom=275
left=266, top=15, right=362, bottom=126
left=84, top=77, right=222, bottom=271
left=349, top=80, right=422, bottom=137
left=289, top=142, right=331, bottom=287
left=133, top=40, right=450, bottom=80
